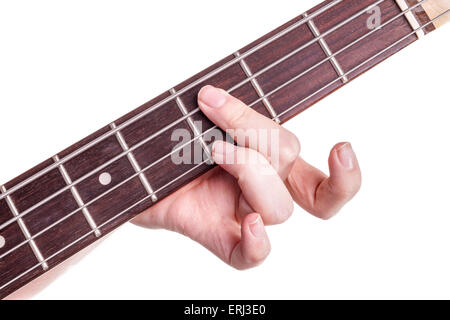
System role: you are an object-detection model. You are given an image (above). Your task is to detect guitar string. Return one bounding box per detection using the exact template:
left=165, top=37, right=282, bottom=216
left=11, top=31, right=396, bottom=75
left=0, top=0, right=398, bottom=232
left=0, top=0, right=369, bottom=214
left=0, top=0, right=428, bottom=237
left=0, top=11, right=446, bottom=293
left=0, top=0, right=344, bottom=202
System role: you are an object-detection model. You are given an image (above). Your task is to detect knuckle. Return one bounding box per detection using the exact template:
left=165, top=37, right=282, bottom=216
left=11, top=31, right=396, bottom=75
left=314, top=179, right=363, bottom=221
left=334, top=183, right=360, bottom=200
left=280, top=133, right=301, bottom=164
left=334, top=188, right=355, bottom=200
left=328, top=176, right=361, bottom=201
left=282, top=200, right=295, bottom=222
left=228, top=104, right=250, bottom=128
left=238, top=150, right=268, bottom=179
left=269, top=200, right=294, bottom=225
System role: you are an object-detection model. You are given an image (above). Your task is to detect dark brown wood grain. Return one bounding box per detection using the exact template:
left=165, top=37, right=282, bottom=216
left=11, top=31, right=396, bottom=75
left=0, top=0, right=434, bottom=298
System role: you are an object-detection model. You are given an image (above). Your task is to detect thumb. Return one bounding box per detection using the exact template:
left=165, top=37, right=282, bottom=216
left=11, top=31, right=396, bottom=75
left=230, top=213, right=271, bottom=270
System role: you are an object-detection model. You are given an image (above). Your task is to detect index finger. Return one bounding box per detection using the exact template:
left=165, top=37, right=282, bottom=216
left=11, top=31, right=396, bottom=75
left=198, top=85, right=300, bottom=178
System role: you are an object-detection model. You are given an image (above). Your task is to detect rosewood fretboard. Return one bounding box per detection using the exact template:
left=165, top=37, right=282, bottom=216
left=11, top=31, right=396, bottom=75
left=0, top=0, right=435, bottom=298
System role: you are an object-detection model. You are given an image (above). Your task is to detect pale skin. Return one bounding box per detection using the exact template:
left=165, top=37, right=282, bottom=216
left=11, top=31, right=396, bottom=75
left=8, top=85, right=361, bottom=299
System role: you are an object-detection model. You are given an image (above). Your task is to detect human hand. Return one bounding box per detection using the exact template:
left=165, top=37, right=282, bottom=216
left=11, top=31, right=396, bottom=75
left=8, top=85, right=361, bottom=298
left=133, top=85, right=362, bottom=269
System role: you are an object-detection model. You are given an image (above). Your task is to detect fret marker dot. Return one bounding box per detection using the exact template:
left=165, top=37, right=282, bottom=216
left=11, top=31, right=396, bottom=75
left=99, top=172, right=112, bottom=186
left=0, top=235, right=5, bottom=249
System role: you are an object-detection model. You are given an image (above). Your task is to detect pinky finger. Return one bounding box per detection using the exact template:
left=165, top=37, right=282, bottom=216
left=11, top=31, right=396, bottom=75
left=287, top=142, right=362, bottom=220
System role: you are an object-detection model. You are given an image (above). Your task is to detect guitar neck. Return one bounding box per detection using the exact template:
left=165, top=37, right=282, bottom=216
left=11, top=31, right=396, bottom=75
left=0, top=0, right=448, bottom=299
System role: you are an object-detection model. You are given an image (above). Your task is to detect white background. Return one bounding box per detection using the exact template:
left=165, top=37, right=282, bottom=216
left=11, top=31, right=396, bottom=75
left=0, top=0, right=449, bottom=299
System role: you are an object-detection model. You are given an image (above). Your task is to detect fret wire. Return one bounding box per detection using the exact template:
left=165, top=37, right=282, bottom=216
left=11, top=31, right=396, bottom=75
left=169, top=88, right=214, bottom=164
left=110, top=123, right=158, bottom=203
left=0, top=5, right=442, bottom=268
left=0, top=0, right=343, bottom=203
left=53, top=155, right=102, bottom=237
left=0, top=0, right=428, bottom=234
left=2, top=11, right=447, bottom=293
left=303, top=12, right=348, bottom=83
left=234, top=51, right=281, bottom=124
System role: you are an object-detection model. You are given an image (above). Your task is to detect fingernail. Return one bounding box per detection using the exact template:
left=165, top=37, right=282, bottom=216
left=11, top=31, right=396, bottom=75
left=249, top=215, right=265, bottom=238
left=212, top=141, right=235, bottom=164
left=198, top=85, right=227, bottom=109
left=337, top=143, right=355, bottom=170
